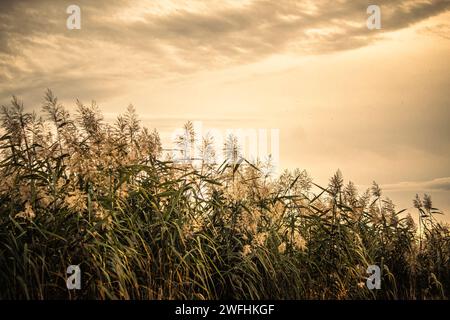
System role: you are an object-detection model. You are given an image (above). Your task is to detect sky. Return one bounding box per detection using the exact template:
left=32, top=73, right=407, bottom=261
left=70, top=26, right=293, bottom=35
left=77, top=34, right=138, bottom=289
left=0, top=0, right=449, bottom=222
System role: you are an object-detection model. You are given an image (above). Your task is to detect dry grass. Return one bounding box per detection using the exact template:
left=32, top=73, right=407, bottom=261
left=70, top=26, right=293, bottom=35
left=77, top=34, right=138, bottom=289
left=0, top=90, right=448, bottom=299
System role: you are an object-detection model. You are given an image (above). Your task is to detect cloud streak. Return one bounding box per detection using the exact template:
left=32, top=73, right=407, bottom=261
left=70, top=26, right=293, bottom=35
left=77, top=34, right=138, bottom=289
left=382, top=177, right=450, bottom=192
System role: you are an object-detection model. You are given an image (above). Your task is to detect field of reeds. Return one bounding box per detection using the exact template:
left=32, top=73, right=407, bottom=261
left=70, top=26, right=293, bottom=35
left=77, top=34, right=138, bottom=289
left=0, top=90, right=448, bottom=300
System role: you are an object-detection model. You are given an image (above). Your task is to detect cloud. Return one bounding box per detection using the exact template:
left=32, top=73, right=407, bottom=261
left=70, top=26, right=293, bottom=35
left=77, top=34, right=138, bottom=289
left=419, top=23, right=450, bottom=39
left=382, top=177, right=450, bottom=192
left=2, top=2, right=447, bottom=137
left=0, top=0, right=449, bottom=103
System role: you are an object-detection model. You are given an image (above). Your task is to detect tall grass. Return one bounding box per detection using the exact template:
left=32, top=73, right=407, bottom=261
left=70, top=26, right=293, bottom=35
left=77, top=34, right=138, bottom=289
left=0, top=90, right=448, bottom=299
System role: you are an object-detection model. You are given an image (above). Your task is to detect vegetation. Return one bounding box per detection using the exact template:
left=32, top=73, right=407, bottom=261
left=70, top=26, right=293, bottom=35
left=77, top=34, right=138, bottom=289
left=0, top=90, right=448, bottom=299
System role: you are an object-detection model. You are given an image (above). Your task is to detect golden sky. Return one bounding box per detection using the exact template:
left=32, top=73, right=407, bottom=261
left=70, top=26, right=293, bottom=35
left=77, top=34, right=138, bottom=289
left=1, top=0, right=449, bottom=220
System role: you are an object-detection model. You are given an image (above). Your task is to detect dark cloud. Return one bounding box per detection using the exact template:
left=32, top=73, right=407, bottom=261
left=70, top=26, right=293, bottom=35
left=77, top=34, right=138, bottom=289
left=2, top=0, right=449, bottom=55
left=0, top=0, right=449, bottom=102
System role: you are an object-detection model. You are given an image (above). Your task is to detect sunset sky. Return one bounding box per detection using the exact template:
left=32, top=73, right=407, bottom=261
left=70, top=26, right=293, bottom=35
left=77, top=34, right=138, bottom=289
left=1, top=0, right=449, bottom=221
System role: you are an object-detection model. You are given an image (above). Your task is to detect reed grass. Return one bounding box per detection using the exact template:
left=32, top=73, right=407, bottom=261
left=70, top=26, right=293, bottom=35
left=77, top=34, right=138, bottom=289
left=0, top=90, right=448, bottom=299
